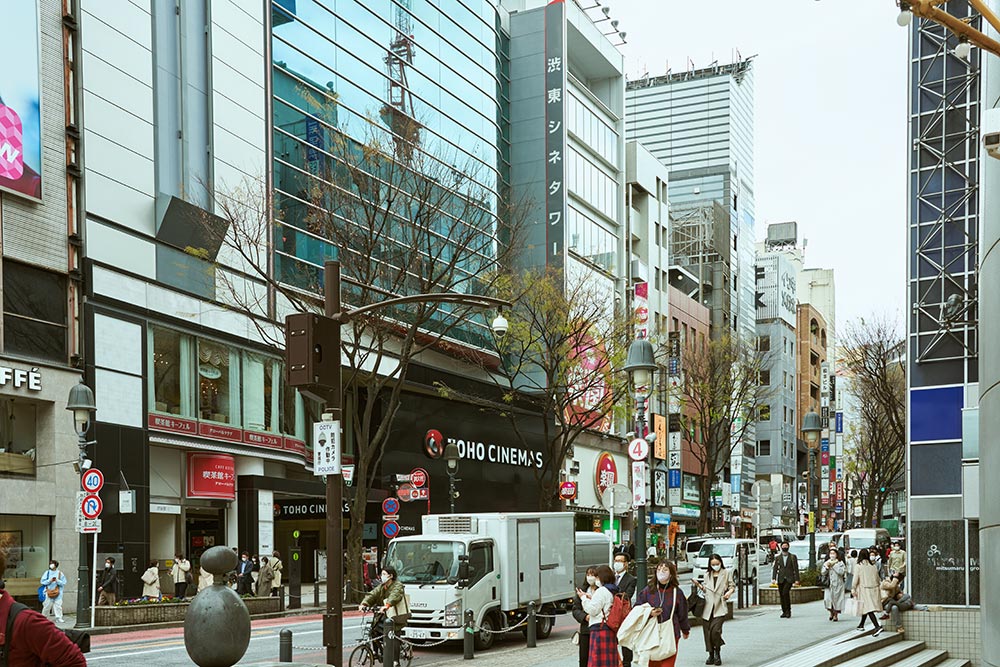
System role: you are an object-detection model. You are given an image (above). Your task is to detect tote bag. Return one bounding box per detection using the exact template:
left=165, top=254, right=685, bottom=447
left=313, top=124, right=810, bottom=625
left=648, top=592, right=678, bottom=661
left=844, top=596, right=860, bottom=616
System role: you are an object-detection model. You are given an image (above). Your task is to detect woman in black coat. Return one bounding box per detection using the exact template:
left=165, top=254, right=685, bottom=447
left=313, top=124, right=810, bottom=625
left=571, top=566, right=599, bottom=667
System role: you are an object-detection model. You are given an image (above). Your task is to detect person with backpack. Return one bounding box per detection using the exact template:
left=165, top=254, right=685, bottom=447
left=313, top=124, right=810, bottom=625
left=39, top=560, right=67, bottom=624
left=633, top=560, right=691, bottom=667
left=577, top=564, right=620, bottom=667
left=0, top=554, right=87, bottom=666
left=171, top=553, right=192, bottom=600
left=693, top=554, right=734, bottom=665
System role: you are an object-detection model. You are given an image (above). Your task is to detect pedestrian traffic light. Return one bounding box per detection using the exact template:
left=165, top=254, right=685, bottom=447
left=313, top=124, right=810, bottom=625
left=879, top=486, right=887, bottom=493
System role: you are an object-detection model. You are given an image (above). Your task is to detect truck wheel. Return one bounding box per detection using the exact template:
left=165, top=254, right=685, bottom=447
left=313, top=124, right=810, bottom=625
left=474, top=613, right=497, bottom=651
left=536, top=613, right=553, bottom=639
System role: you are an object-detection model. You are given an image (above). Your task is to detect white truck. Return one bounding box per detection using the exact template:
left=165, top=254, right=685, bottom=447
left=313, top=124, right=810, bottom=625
left=384, top=512, right=593, bottom=650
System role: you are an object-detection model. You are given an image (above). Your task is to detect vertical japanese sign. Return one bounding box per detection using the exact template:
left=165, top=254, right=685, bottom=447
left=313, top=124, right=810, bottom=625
left=653, top=413, right=666, bottom=460
left=544, top=0, right=566, bottom=267
left=0, top=0, right=42, bottom=201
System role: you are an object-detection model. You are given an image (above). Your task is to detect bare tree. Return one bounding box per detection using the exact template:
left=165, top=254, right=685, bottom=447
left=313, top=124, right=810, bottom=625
left=676, top=335, right=769, bottom=534
left=437, top=267, right=633, bottom=510
left=841, top=316, right=905, bottom=527
left=205, top=111, right=525, bottom=597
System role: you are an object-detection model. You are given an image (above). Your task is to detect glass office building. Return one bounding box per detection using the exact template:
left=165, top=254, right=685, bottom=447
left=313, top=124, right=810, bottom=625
left=270, top=0, right=509, bottom=346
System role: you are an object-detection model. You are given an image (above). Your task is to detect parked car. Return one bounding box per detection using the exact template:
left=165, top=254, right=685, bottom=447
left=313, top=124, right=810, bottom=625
left=693, top=538, right=760, bottom=584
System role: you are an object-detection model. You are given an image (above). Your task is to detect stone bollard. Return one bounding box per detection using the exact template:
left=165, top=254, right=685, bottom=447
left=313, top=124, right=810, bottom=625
left=184, top=546, right=251, bottom=667
left=526, top=601, right=536, bottom=649
left=279, top=628, right=292, bottom=662
left=382, top=616, right=397, bottom=667
left=463, top=609, right=475, bottom=660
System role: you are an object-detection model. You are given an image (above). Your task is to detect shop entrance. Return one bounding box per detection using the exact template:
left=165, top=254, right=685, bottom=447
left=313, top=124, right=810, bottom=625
left=185, top=508, right=225, bottom=567
left=299, top=531, right=319, bottom=583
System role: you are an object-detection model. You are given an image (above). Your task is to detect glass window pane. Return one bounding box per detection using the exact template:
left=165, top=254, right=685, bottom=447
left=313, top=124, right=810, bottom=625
left=151, top=327, right=183, bottom=414
left=0, top=398, right=37, bottom=476
left=243, top=353, right=276, bottom=432
left=198, top=339, right=239, bottom=424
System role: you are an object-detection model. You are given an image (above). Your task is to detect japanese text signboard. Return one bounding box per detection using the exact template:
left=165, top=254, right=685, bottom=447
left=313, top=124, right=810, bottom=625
left=186, top=453, right=236, bottom=500
left=544, top=0, right=566, bottom=266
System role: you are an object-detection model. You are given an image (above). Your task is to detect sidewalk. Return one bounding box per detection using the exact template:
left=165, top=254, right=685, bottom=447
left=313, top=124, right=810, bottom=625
left=414, top=601, right=852, bottom=667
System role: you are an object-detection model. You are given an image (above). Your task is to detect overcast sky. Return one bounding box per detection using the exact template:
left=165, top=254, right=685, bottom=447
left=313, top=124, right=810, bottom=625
left=609, top=1, right=909, bottom=330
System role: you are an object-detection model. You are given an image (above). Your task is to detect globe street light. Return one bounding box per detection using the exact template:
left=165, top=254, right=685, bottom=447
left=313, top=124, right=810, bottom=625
left=801, top=410, right=823, bottom=571
left=624, top=336, right=657, bottom=587
left=444, top=441, right=460, bottom=513
left=66, top=379, right=96, bottom=629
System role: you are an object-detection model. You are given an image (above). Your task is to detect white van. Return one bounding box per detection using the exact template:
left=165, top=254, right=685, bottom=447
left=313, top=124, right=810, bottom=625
left=842, top=528, right=891, bottom=554
left=692, top=538, right=760, bottom=584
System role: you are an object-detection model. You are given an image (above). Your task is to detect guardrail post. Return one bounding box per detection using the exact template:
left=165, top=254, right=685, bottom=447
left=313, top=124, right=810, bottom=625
left=279, top=628, right=292, bottom=662
left=464, top=609, right=475, bottom=660
left=313, top=581, right=320, bottom=608
left=526, top=601, right=537, bottom=648
left=382, top=616, right=397, bottom=667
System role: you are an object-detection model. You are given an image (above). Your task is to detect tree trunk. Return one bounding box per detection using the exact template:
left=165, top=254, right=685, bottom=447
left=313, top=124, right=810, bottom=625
left=343, top=482, right=366, bottom=603
left=697, top=476, right=712, bottom=534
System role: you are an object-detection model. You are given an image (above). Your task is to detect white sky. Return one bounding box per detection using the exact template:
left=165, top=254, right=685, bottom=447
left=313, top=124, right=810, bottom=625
left=608, top=0, right=910, bottom=330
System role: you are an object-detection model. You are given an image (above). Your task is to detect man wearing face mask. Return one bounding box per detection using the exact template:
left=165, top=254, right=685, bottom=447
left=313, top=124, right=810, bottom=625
left=770, top=541, right=799, bottom=618
left=887, top=542, right=906, bottom=589
left=40, top=560, right=67, bottom=624
left=360, top=565, right=408, bottom=666
left=613, top=553, right=638, bottom=667
left=97, top=557, right=119, bottom=606
left=236, top=551, right=253, bottom=595
left=571, top=567, right=600, bottom=667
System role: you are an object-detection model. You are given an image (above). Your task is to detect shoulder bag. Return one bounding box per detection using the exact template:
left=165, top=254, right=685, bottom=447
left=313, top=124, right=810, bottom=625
left=386, top=591, right=411, bottom=625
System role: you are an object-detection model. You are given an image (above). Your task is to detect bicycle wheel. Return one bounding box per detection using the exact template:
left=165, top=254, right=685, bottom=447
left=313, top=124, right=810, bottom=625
left=399, top=641, right=413, bottom=667
left=348, top=644, right=376, bottom=667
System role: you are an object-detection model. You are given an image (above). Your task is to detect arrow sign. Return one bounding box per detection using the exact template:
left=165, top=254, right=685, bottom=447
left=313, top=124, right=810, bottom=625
left=81, top=469, right=104, bottom=493
left=81, top=494, right=103, bottom=519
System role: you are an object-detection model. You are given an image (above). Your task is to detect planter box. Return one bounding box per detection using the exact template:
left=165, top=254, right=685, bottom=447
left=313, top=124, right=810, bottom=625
left=94, top=596, right=282, bottom=626
left=757, top=586, right=824, bottom=605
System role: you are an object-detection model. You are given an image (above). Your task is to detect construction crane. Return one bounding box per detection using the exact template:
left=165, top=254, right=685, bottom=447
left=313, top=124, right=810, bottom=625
left=382, top=0, right=421, bottom=162
left=896, top=0, right=1000, bottom=56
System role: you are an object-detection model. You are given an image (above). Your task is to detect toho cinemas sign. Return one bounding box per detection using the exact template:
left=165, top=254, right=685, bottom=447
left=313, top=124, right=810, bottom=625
left=424, top=428, right=543, bottom=469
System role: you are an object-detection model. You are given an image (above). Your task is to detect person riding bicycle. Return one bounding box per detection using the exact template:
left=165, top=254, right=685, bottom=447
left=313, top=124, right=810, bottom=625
left=360, top=565, right=409, bottom=663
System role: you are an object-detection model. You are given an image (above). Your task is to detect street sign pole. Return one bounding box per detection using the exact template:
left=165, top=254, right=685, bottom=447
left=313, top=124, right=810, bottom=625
left=323, top=261, right=344, bottom=667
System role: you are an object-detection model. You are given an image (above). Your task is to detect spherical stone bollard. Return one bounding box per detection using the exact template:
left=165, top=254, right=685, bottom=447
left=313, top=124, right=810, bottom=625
left=184, top=546, right=251, bottom=667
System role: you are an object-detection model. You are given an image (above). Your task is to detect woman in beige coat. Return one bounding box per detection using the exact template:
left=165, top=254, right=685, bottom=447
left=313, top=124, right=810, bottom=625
left=851, top=548, right=883, bottom=635
left=694, top=554, right=735, bottom=666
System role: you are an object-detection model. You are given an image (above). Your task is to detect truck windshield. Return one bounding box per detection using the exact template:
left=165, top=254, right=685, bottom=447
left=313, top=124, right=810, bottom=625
left=385, top=541, right=464, bottom=584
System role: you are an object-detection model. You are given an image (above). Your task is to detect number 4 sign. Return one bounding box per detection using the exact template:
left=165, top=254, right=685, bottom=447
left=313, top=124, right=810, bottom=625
left=629, top=438, right=649, bottom=462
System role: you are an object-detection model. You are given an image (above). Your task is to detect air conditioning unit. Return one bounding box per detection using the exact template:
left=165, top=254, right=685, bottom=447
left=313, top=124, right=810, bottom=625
left=631, top=258, right=648, bottom=282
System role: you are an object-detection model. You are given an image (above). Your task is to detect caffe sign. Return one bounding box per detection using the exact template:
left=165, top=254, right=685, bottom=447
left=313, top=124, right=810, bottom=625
left=0, top=366, right=42, bottom=391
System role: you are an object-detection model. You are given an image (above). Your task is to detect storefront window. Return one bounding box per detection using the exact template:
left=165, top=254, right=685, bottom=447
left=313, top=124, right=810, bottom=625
left=0, top=399, right=37, bottom=476
left=0, top=515, right=50, bottom=599
left=243, top=353, right=280, bottom=432
left=198, top=339, right=240, bottom=424
left=150, top=327, right=195, bottom=416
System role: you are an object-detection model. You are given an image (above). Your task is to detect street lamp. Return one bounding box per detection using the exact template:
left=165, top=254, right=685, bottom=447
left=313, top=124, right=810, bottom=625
left=66, top=379, right=96, bottom=629
left=801, top=410, right=822, bottom=572
left=624, top=336, right=657, bottom=587
left=444, top=442, right=460, bottom=513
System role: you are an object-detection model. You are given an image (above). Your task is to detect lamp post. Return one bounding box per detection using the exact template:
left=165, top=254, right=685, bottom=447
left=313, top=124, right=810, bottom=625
left=624, top=335, right=657, bottom=588
left=444, top=442, right=460, bottom=513
left=288, top=260, right=510, bottom=667
left=66, top=379, right=96, bottom=629
left=801, top=411, right=822, bottom=572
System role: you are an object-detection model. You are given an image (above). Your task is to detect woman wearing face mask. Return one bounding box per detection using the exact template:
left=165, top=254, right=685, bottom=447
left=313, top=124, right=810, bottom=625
left=40, top=560, right=67, bottom=623
left=140, top=559, right=161, bottom=601
left=571, top=567, right=600, bottom=667
left=361, top=565, right=409, bottom=665
left=822, top=550, right=846, bottom=621
left=851, top=549, right=883, bottom=635
left=578, top=564, right=618, bottom=667
left=634, top=560, right=691, bottom=667
left=693, top=554, right=734, bottom=665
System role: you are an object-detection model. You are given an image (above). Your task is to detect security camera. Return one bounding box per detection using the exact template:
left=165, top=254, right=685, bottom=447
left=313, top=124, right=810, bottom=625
left=491, top=313, right=509, bottom=337
left=985, top=132, right=1000, bottom=160
left=644, top=432, right=657, bottom=445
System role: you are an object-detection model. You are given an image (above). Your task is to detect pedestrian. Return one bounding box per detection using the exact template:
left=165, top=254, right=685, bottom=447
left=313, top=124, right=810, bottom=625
left=251, top=555, right=261, bottom=594
left=40, top=559, right=67, bottom=623
left=768, top=538, right=778, bottom=555
left=634, top=560, right=690, bottom=667
left=577, top=564, right=618, bottom=667
left=236, top=551, right=253, bottom=595
left=197, top=565, right=213, bottom=593
left=171, top=553, right=192, bottom=600
left=0, top=553, right=87, bottom=666
left=694, top=554, right=734, bottom=665
left=851, top=548, right=883, bottom=635
left=868, top=546, right=885, bottom=579
left=770, top=541, right=799, bottom=618
left=887, top=542, right=907, bottom=589
left=571, top=566, right=599, bottom=667
left=613, top=552, right=638, bottom=667
left=140, top=559, right=161, bottom=600
left=360, top=565, right=409, bottom=667
left=97, top=556, right=119, bottom=606
left=822, top=549, right=846, bottom=621
left=884, top=587, right=914, bottom=633
left=270, top=550, right=283, bottom=597
left=845, top=549, right=858, bottom=593
left=257, top=556, right=275, bottom=598
left=879, top=572, right=900, bottom=609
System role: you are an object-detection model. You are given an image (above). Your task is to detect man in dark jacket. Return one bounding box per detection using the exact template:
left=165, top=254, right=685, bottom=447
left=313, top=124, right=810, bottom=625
left=236, top=552, right=254, bottom=595
left=613, top=552, right=637, bottom=667
left=771, top=541, right=800, bottom=618
left=97, top=556, right=118, bottom=606
left=0, top=556, right=87, bottom=666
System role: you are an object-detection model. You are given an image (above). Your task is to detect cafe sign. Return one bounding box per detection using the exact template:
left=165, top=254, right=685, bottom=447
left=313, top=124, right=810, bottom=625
left=0, top=366, right=42, bottom=391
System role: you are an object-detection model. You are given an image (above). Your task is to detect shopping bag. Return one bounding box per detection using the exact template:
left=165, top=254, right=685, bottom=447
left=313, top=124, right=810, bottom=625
left=844, top=596, right=860, bottom=616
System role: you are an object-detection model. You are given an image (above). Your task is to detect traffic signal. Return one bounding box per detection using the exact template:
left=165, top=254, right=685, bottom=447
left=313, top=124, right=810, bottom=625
left=879, top=486, right=887, bottom=493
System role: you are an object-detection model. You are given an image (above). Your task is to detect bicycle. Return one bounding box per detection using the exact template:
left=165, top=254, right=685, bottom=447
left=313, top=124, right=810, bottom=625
left=348, top=611, right=413, bottom=667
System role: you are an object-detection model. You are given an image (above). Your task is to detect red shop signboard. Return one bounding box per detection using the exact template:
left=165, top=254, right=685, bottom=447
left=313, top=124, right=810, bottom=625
left=187, top=453, right=236, bottom=500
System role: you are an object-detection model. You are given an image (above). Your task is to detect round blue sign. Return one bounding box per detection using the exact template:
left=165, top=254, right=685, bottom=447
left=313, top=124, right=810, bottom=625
left=382, top=497, right=400, bottom=515
left=382, top=521, right=400, bottom=539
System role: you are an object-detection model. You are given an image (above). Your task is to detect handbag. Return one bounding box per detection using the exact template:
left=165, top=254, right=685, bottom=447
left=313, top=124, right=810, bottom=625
left=687, top=586, right=705, bottom=618
left=46, top=586, right=60, bottom=599
left=648, top=591, right=678, bottom=661
left=37, top=585, right=47, bottom=603
left=571, top=630, right=580, bottom=645
left=844, top=596, right=860, bottom=616
left=386, top=592, right=411, bottom=624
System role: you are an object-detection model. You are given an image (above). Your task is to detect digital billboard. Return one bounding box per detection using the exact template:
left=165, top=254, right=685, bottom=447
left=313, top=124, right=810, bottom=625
left=0, top=0, right=42, bottom=201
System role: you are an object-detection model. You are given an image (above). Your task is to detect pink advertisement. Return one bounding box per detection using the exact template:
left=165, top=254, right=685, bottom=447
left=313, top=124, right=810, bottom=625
left=0, top=0, right=42, bottom=201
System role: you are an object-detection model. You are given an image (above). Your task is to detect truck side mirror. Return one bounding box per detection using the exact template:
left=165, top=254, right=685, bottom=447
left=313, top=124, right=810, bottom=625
left=455, top=554, right=470, bottom=588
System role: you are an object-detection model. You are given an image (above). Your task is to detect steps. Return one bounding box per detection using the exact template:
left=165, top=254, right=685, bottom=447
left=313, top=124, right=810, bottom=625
left=755, top=630, right=971, bottom=667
